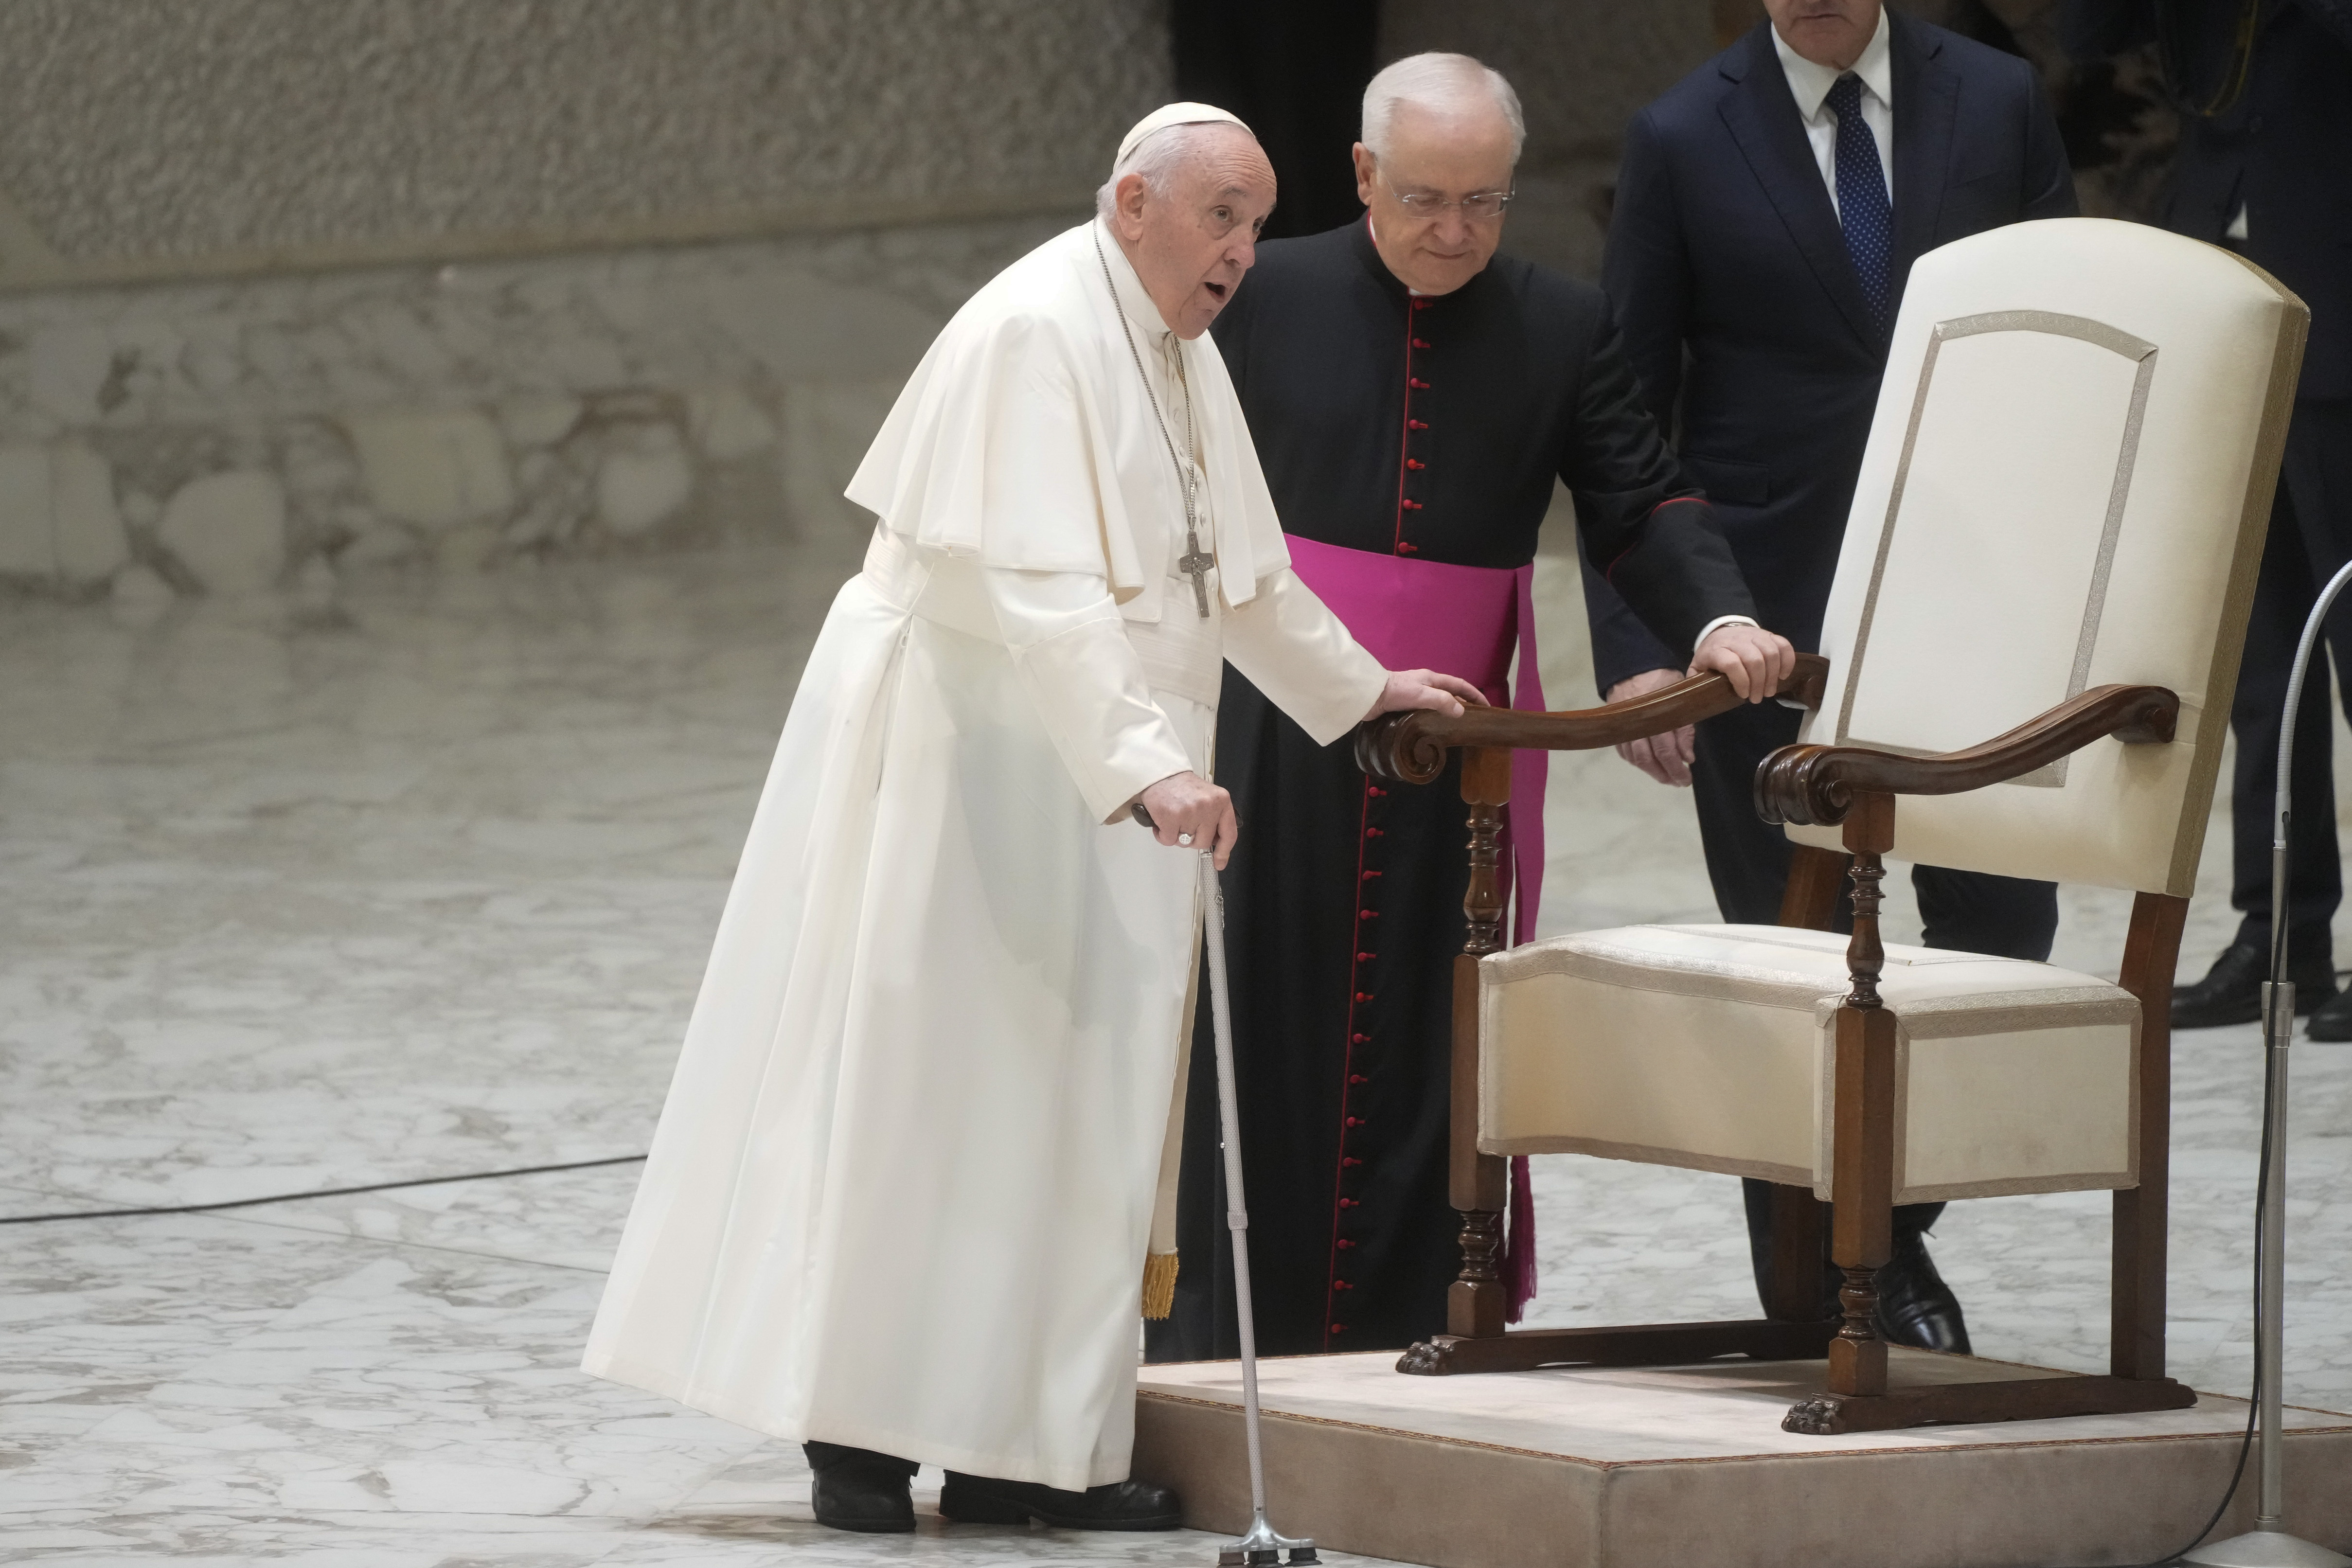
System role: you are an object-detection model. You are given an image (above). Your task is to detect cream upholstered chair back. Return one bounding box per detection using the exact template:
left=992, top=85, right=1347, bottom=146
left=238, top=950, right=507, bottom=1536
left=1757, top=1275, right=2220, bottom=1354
left=1787, top=218, right=2306, bottom=896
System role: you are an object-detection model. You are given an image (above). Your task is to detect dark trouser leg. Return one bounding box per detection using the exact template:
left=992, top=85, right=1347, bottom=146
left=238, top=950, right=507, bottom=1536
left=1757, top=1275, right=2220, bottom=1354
left=2228, top=399, right=2352, bottom=971
left=1742, top=1184, right=1953, bottom=1317
left=1910, top=863, right=2058, bottom=962
left=1691, top=699, right=1807, bottom=925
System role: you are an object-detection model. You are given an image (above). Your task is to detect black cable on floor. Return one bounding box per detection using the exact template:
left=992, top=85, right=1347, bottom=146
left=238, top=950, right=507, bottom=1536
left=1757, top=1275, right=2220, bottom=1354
left=0, top=1154, right=649, bottom=1225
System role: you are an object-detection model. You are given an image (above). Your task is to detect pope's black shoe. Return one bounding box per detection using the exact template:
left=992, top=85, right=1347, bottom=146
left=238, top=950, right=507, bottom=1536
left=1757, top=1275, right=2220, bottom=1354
left=1874, top=1226, right=1971, bottom=1354
left=2172, top=942, right=2336, bottom=1029
left=805, top=1442, right=917, bottom=1533
left=940, top=1471, right=1181, bottom=1531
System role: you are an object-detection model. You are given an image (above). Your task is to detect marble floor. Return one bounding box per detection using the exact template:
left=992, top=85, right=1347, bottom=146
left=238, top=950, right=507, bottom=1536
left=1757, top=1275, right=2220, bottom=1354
left=2, top=524, right=2348, bottom=1564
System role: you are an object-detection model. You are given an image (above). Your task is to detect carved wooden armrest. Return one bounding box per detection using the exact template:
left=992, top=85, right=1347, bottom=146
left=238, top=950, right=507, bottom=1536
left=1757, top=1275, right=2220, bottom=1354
left=1755, top=683, right=2179, bottom=828
left=1356, top=651, right=1832, bottom=785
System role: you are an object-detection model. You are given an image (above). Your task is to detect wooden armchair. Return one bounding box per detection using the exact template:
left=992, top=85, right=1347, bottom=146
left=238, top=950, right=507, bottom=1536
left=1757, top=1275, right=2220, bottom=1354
left=1355, top=219, right=2309, bottom=1435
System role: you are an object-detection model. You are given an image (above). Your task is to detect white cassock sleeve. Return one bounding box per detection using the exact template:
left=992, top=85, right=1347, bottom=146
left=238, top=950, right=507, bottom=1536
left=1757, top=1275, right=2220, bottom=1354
left=1222, top=566, right=1390, bottom=746
left=983, top=565, right=1197, bottom=825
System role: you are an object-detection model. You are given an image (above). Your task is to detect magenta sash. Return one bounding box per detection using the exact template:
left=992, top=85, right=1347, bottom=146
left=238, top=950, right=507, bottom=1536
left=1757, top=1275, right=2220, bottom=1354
left=1285, top=535, right=1546, bottom=943
left=1285, top=535, right=1546, bottom=1321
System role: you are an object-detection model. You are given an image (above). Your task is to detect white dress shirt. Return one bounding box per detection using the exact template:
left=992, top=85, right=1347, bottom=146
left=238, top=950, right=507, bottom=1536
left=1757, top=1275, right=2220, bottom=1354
left=1773, top=8, right=1895, bottom=220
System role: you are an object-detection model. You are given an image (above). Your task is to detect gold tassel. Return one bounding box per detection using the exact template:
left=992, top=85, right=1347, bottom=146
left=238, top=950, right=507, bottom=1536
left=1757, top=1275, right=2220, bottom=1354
left=1140, top=1250, right=1178, bottom=1320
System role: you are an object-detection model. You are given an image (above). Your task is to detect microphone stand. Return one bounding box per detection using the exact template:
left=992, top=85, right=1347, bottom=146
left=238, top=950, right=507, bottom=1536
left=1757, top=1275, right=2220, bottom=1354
left=2180, top=561, right=2352, bottom=1568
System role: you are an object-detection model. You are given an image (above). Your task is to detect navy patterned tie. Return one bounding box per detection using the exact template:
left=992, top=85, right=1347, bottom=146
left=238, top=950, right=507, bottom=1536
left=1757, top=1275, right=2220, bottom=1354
left=1826, top=73, right=1892, bottom=329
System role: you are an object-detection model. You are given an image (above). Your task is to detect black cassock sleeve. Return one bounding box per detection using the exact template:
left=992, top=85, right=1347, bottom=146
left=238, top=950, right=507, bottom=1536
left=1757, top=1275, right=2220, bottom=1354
left=1562, top=305, right=1754, bottom=688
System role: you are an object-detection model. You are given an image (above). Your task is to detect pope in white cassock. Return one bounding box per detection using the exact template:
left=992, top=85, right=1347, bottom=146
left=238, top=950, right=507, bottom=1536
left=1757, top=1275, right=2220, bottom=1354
left=583, top=105, right=1482, bottom=1534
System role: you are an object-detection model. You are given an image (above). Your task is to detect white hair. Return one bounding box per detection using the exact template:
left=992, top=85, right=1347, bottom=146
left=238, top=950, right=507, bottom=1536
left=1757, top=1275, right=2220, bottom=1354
left=1361, top=53, right=1526, bottom=166
left=1094, top=121, right=1258, bottom=220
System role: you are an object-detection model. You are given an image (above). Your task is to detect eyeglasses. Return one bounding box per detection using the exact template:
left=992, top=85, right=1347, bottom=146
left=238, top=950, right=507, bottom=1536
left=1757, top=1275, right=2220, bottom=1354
left=1380, top=173, right=1514, bottom=222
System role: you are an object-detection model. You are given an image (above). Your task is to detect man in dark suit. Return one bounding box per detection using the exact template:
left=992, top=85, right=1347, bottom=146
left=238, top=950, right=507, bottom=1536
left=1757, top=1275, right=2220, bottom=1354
left=1582, top=0, right=2079, bottom=1350
left=2064, top=0, right=2352, bottom=1037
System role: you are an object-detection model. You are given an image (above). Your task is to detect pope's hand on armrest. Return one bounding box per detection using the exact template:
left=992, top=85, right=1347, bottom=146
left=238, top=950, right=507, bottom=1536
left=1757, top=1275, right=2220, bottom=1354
left=1364, top=668, right=1487, bottom=722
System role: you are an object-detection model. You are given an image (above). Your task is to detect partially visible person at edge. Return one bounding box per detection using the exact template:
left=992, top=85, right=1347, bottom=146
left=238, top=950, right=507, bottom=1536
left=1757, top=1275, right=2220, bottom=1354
left=1581, top=0, right=2077, bottom=1353
left=580, top=104, right=1496, bottom=1537
left=1146, top=52, right=1794, bottom=1366
left=2064, top=0, right=2352, bottom=1036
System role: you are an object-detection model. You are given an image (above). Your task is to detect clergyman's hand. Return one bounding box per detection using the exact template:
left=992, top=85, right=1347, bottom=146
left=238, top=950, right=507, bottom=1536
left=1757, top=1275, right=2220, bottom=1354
left=1364, top=669, right=1488, bottom=721
left=1137, top=770, right=1240, bottom=869
left=1691, top=622, right=1796, bottom=703
left=1606, top=668, right=1696, bottom=786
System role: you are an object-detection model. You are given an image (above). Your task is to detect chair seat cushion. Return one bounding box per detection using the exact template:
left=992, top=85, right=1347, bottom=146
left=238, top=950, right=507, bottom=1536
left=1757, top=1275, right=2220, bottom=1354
left=1478, top=925, right=2140, bottom=1203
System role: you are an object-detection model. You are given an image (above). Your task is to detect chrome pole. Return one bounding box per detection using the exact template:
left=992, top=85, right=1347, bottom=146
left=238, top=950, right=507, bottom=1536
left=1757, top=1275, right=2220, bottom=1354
left=2258, top=985, right=2288, bottom=1533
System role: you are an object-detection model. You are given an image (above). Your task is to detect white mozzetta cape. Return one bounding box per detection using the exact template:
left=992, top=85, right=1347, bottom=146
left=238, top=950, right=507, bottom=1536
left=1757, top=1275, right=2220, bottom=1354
left=583, top=221, right=1384, bottom=1490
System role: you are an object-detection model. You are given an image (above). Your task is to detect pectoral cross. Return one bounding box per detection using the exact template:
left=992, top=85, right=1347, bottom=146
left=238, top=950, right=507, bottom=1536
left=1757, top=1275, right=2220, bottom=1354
left=1092, top=227, right=1217, bottom=620
left=1170, top=360, right=1212, bottom=619
left=1178, top=523, right=1214, bottom=619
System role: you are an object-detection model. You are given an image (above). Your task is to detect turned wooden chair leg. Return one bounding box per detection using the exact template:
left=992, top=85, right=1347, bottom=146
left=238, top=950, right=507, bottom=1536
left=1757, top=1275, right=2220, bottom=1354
left=1446, top=746, right=1513, bottom=1339
left=1825, top=792, right=1897, bottom=1399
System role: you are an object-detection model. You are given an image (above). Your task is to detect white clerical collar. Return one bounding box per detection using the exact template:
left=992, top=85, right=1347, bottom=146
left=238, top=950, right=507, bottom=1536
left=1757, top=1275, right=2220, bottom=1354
left=1773, top=6, right=1893, bottom=121
left=1094, top=218, right=1176, bottom=342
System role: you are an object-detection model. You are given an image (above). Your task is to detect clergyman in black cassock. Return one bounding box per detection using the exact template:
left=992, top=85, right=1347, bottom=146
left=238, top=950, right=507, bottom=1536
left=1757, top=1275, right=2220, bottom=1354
left=1145, top=66, right=1771, bottom=1363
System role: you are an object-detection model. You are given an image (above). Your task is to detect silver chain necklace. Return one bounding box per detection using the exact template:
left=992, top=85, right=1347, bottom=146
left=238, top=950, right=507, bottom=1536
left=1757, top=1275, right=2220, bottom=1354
left=1094, top=229, right=1215, bottom=618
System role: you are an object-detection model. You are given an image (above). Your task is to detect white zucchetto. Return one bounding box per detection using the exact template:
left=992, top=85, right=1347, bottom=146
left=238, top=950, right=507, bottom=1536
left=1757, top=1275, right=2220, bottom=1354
left=1114, top=102, right=1252, bottom=166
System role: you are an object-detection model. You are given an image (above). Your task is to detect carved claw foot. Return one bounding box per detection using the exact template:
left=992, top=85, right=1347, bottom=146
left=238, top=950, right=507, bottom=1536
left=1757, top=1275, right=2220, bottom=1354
left=1396, top=1339, right=1452, bottom=1375
left=1782, top=1395, right=1847, bottom=1435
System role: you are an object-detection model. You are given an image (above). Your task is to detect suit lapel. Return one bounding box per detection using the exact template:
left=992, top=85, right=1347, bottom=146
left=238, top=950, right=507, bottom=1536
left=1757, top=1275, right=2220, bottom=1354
left=1717, top=22, right=1880, bottom=347
left=1890, top=13, right=1959, bottom=312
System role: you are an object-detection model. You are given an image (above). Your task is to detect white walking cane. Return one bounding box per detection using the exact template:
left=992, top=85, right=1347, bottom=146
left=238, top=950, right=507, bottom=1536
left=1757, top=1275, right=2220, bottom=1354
left=1134, top=802, right=1319, bottom=1568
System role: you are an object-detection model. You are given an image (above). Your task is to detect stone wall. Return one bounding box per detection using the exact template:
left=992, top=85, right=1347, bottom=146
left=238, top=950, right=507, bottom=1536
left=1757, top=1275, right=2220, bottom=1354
left=0, top=1, right=1186, bottom=607
left=0, top=218, right=1067, bottom=605
left=0, top=0, right=1167, bottom=285
left=0, top=1, right=2177, bottom=611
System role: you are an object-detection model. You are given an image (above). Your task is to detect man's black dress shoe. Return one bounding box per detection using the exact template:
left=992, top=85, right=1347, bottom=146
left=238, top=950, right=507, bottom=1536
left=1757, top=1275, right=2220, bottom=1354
left=1874, top=1227, right=1971, bottom=1354
left=805, top=1441, right=916, bottom=1533
left=2172, top=942, right=2336, bottom=1029
left=940, top=1471, right=1181, bottom=1531
left=2306, top=984, right=2352, bottom=1041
